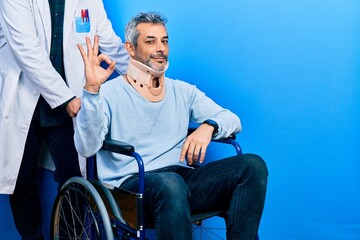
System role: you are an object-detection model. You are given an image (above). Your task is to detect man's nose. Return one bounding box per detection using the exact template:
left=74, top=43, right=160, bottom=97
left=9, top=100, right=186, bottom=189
left=156, top=42, right=166, bottom=52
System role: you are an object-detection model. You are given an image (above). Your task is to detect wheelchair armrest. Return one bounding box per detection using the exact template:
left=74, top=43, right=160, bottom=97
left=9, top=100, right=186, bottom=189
left=101, top=139, right=145, bottom=194
left=187, top=128, right=242, bottom=155
left=102, top=128, right=236, bottom=155
left=88, top=139, right=136, bottom=179
left=101, top=139, right=135, bottom=156
left=187, top=128, right=236, bottom=140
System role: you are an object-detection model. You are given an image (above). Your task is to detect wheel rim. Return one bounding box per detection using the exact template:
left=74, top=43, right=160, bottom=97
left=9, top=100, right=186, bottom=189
left=51, top=184, right=105, bottom=239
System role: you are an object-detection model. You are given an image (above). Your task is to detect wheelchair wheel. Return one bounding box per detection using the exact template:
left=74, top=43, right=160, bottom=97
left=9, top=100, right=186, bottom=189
left=193, top=220, right=260, bottom=240
left=192, top=218, right=226, bottom=240
left=50, top=177, right=114, bottom=239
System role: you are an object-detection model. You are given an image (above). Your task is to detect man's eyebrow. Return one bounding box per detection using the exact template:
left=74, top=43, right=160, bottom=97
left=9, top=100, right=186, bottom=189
left=145, top=35, right=169, bottom=39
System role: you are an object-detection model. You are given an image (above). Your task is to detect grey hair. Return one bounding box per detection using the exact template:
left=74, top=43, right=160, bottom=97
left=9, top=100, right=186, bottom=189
left=125, top=12, right=168, bottom=48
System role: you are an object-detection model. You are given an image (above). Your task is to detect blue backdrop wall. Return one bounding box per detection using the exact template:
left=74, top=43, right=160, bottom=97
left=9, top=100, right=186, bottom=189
left=1, top=0, right=359, bottom=239
left=102, top=0, right=360, bottom=239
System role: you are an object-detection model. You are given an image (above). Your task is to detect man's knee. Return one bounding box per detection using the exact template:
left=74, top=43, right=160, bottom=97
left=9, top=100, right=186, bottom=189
left=244, top=154, right=268, bottom=175
left=238, top=154, right=268, bottom=189
left=147, top=173, right=190, bottom=202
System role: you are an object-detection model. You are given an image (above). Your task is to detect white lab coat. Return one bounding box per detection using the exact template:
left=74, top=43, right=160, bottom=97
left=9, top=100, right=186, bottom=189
left=0, top=0, right=129, bottom=194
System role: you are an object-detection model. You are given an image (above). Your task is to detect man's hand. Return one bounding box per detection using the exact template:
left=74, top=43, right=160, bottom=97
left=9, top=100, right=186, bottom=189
left=77, top=35, right=116, bottom=93
left=66, top=97, right=81, bottom=117
left=180, top=124, right=214, bottom=165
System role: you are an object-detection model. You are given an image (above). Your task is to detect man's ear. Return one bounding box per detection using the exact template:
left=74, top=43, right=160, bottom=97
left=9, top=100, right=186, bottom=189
left=125, top=42, right=136, bottom=57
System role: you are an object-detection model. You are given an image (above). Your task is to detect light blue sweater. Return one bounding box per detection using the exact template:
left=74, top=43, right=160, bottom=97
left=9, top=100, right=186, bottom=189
left=74, top=76, right=241, bottom=187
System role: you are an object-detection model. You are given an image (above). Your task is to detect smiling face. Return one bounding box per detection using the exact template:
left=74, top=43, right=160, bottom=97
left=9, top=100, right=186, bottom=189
left=126, top=23, right=169, bottom=71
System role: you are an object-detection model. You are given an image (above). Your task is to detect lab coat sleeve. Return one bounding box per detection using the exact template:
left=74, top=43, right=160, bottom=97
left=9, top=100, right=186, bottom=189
left=0, top=0, right=74, bottom=108
left=94, top=0, right=130, bottom=75
left=74, top=89, right=110, bottom=158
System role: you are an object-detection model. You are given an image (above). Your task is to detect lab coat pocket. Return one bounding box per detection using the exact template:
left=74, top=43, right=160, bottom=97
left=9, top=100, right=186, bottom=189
left=0, top=70, right=19, bottom=119
left=71, top=16, right=92, bottom=49
left=75, top=17, right=91, bottom=33
left=0, top=44, right=20, bottom=119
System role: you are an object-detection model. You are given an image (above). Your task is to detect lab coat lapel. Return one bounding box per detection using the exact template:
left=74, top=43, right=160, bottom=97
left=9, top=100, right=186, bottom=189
left=63, top=0, right=80, bottom=49
left=63, top=0, right=79, bottom=48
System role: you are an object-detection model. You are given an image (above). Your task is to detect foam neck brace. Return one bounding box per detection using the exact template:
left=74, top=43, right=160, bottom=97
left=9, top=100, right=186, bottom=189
left=126, top=58, right=168, bottom=102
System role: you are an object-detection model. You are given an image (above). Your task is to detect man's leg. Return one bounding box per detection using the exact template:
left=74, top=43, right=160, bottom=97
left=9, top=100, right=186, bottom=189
left=121, top=169, right=193, bottom=240
left=9, top=117, right=44, bottom=240
left=178, top=154, right=268, bottom=240
left=43, top=122, right=82, bottom=189
left=43, top=122, right=82, bottom=237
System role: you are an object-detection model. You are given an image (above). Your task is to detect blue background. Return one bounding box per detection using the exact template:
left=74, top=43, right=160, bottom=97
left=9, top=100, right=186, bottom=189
left=1, top=0, right=359, bottom=239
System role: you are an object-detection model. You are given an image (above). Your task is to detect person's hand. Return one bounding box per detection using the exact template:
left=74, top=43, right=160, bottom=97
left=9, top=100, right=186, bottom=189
left=180, top=124, right=214, bottom=165
left=66, top=97, right=81, bottom=117
left=77, top=35, right=116, bottom=93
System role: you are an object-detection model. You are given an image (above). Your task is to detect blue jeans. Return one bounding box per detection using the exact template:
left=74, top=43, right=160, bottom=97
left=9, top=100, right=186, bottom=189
left=121, top=153, right=268, bottom=240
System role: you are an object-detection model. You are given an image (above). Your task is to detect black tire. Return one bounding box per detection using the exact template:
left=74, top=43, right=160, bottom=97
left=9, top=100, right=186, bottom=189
left=50, top=177, right=114, bottom=239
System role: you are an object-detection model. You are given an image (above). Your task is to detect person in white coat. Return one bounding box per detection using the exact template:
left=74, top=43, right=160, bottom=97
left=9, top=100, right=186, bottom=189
left=0, top=0, right=129, bottom=239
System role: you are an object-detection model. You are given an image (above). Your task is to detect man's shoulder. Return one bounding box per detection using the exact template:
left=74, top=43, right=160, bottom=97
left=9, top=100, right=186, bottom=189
left=165, top=77, right=194, bottom=89
left=164, top=77, right=201, bottom=101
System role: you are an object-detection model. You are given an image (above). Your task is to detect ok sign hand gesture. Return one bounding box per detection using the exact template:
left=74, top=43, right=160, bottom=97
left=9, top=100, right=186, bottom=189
left=77, top=35, right=116, bottom=93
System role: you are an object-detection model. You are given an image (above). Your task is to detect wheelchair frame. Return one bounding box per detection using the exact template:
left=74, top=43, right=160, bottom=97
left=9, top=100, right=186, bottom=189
left=50, top=130, right=261, bottom=240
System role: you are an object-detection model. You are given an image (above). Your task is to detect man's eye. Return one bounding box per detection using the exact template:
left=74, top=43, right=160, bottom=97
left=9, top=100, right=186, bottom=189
left=146, top=40, right=155, bottom=44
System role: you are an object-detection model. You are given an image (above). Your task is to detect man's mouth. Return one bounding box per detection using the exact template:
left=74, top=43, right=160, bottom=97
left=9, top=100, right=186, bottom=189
left=153, top=58, right=165, bottom=63
left=151, top=54, right=167, bottom=63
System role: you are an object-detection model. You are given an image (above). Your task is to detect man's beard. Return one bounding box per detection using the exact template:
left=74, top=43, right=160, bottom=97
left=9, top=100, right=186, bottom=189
left=144, top=53, right=168, bottom=71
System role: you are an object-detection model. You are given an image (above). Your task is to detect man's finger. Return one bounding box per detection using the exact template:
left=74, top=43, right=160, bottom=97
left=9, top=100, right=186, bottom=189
left=98, top=53, right=113, bottom=65
left=77, top=44, right=87, bottom=62
left=198, top=146, right=207, bottom=163
left=85, top=37, right=93, bottom=57
left=180, top=140, right=189, bottom=162
left=93, top=35, right=99, bottom=57
left=186, top=143, right=196, bottom=165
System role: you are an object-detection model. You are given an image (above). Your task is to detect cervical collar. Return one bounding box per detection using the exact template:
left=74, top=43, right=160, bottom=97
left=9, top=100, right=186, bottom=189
left=125, top=58, right=168, bottom=102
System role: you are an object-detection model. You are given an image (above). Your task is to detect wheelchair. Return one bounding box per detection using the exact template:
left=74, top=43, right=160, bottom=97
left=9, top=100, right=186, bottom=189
left=50, top=129, right=260, bottom=240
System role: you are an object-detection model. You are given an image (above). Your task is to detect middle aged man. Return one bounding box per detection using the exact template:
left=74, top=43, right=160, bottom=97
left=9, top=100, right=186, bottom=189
left=75, top=12, right=268, bottom=240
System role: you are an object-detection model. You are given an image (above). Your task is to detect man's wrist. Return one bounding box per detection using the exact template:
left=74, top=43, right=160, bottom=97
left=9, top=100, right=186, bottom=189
left=84, top=85, right=101, bottom=93
left=202, top=119, right=219, bottom=136
left=59, top=96, right=76, bottom=109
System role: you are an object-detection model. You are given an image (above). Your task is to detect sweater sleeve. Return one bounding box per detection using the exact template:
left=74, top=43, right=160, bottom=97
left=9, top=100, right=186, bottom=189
left=186, top=83, right=242, bottom=139
left=74, top=89, right=110, bottom=157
